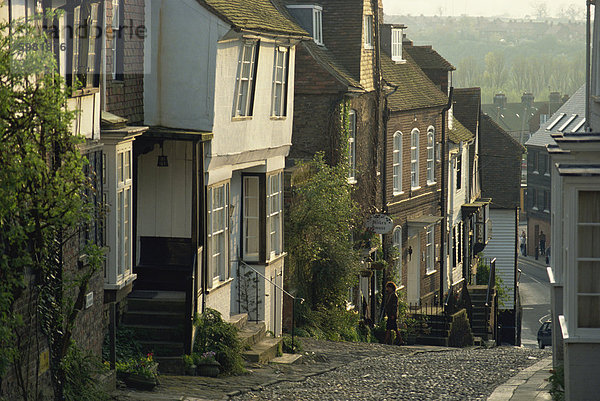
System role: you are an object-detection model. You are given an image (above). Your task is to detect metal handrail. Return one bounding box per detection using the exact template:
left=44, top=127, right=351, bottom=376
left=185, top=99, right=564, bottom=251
left=237, top=258, right=304, bottom=353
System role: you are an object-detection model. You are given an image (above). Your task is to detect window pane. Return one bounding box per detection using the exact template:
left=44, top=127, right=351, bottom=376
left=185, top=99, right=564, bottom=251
left=578, top=261, right=600, bottom=293
left=117, top=152, right=123, bottom=183
left=578, top=295, right=600, bottom=328
left=578, top=226, right=600, bottom=258
left=579, top=191, right=600, bottom=223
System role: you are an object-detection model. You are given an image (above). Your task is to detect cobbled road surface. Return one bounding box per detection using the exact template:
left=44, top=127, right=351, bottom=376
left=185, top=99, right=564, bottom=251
left=233, top=339, right=550, bottom=401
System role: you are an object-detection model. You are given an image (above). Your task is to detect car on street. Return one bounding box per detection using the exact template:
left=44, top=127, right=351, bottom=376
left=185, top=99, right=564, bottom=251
left=537, top=321, right=552, bottom=349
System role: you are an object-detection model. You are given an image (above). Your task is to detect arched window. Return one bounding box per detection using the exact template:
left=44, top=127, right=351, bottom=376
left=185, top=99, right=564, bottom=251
left=348, top=110, right=357, bottom=182
left=410, top=128, right=420, bottom=189
left=393, top=131, right=402, bottom=194
left=427, top=126, right=435, bottom=184
left=393, top=226, right=403, bottom=281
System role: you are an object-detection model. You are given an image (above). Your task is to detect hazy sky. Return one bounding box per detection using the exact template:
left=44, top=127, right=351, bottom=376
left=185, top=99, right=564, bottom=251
left=382, top=0, right=585, bottom=18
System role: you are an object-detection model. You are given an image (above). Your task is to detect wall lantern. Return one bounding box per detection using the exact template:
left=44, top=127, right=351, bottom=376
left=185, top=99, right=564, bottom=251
left=157, top=143, right=168, bottom=167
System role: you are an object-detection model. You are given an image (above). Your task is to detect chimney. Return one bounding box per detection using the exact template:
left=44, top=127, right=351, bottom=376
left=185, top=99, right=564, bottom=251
left=381, top=23, right=406, bottom=63
left=493, top=93, right=507, bottom=109
left=402, top=33, right=413, bottom=47
left=521, top=92, right=534, bottom=109
left=549, top=92, right=561, bottom=114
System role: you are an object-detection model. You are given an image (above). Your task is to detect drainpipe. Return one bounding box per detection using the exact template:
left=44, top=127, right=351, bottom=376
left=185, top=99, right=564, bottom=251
left=586, top=0, right=592, bottom=131
left=440, top=87, right=454, bottom=305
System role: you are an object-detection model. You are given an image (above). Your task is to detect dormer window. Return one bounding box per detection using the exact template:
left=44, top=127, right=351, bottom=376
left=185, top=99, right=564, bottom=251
left=286, top=5, right=323, bottom=46
left=391, top=28, right=404, bottom=62
left=313, top=7, right=323, bottom=45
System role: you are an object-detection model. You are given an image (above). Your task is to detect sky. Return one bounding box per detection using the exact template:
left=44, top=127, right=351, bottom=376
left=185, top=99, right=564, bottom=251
left=382, top=0, right=585, bottom=19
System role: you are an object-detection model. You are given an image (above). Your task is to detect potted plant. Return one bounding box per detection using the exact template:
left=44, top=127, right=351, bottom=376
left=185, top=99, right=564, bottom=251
left=121, top=353, right=159, bottom=390
left=195, top=351, right=220, bottom=377
left=183, top=354, right=196, bottom=376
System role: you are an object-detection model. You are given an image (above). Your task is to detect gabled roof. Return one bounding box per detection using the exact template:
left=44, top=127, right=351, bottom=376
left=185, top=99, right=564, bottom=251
left=403, top=45, right=455, bottom=71
left=381, top=53, right=448, bottom=112
left=480, top=114, right=525, bottom=209
left=198, top=0, right=309, bottom=37
left=301, top=41, right=363, bottom=91
left=481, top=101, right=544, bottom=133
left=448, top=118, right=474, bottom=144
left=453, top=88, right=481, bottom=136
left=526, top=85, right=586, bottom=148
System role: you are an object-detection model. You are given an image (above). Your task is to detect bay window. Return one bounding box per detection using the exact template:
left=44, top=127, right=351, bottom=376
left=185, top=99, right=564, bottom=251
left=271, top=46, right=288, bottom=117
left=234, top=41, right=259, bottom=117
left=243, top=176, right=260, bottom=261
left=116, top=149, right=131, bottom=279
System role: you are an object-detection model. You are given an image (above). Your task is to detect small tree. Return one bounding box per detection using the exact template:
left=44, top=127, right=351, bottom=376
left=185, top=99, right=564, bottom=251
left=287, top=152, right=360, bottom=311
left=0, top=13, right=104, bottom=400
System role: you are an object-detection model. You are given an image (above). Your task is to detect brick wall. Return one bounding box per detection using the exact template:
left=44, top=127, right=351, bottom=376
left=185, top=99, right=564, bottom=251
left=106, top=0, right=145, bottom=123
left=385, top=107, right=444, bottom=303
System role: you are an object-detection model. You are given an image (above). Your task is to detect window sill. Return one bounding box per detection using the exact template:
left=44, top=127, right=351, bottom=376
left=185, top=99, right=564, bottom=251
left=104, top=273, right=137, bottom=290
left=266, top=252, right=287, bottom=265
left=70, top=87, right=100, bottom=98
left=425, top=269, right=437, bottom=276
left=544, top=209, right=550, bottom=213
left=348, top=178, right=357, bottom=185
left=532, top=207, right=539, bottom=211
left=270, top=116, right=287, bottom=120
left=533, top=171, right=539, bottom=175
left=544, top=173, right=551, bottom=177
left=207, top=277, right=234, bottom=293
left=232, top=116, right=253, bottom=121
left=364, top=45, right=373, bottom=50
left=427, top=181, right=437, bottom=186
left=393, top=191, right=404, bottom=196
left=411, top=186, right=421, bottom=191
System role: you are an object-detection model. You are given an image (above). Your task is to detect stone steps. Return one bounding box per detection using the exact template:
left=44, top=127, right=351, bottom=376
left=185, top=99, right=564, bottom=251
left=242, top=337, right=282, bottom=364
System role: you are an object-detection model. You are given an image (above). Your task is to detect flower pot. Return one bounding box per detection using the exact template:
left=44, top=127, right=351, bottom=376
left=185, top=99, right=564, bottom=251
left=185, top=364, right=197, bottom=376
left=124, top=373, right=157, bottom=391
left=196, top=360, right=220, bottom=377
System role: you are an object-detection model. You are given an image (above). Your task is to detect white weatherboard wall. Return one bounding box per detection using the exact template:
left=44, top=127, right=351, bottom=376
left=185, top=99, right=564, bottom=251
left=484, top=209, right=517, bottom=309
left=144, top=0, right=229, bottom=130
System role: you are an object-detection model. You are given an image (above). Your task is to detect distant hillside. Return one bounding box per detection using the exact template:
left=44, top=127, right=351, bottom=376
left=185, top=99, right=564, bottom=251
left=385, top=15, right=585, bottom=103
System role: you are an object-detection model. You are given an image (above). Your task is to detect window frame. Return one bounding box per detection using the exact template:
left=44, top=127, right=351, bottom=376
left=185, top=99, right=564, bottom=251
left=456, top=153, right=462, bottom=191
left=111, top=0, right=124, bottom=81
left=410, top=128, right=420, bottom=189
left=391, top=28, right=403, bottom=62
left=348, top=110, right=357, bottom=183
left=208, top=182, right=230, bottom=284
left=393, top=226, right=403, bottom=282
left=427, top=127, right=435, bottom=185
left=363, top=14, right=373, bottom=49
left=115, top=148, right=132, bottom=280
left=573, top=188, right=600, bottom=332
left=271, top=46, right=289, bottom=117
left=426, top=226, right=435, bottom=274
left=393, top=131, right=402, bottom=195
left=233, top=40, right=259, bottom=118
left=242, top=175, right=261, bottom=262
left=267, top=172, right=283, bottom=260
left=312, top=7, right=323, bottom=45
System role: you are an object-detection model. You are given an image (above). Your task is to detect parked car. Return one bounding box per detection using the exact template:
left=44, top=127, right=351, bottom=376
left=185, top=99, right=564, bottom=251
left=537, top=321, right=552, bottom=349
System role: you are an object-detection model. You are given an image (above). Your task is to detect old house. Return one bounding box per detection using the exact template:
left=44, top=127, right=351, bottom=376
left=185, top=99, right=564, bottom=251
left=380, top=32, right=448, bottom=307
left=480, top=114, right=525, bottom=345
left=130, top=0, right=308, bottom=368
left=283, top=0, right=384, bottom=320
left=547, top=3, right=600, bottom=391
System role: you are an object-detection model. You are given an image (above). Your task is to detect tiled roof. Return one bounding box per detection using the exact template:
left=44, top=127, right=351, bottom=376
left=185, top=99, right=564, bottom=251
left=403, top=45, right=455, bottom=71
left=198, top=0, right=309, bottom=37
left=381, top=54, right=448, bottom=112
left=448, top=118, right=474, bottom=144
left=301, top=41, right=363, bottom=90
left=480, top=114, right=525, bottom=209
left=453, top=88, right=481, bottom=136
left=526, top=84, right=586, bottom=148
left=481, top=101, right=543, bottom=133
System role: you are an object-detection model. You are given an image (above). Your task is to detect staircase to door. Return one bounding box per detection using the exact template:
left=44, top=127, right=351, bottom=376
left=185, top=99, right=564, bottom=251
left=468, top=285, right=495, bottom=341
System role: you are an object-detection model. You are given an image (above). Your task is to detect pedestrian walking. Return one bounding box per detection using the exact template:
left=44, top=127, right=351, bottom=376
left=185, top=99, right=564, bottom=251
left=520, top=231, right=527, bottom=256
left=383, top=281, right=403, bottom=345
left=539, top=231, right=546, bottom=256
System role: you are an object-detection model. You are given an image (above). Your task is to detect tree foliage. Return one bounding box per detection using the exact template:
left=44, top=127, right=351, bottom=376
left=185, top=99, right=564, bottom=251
left=0, top=14, right=104, bottom=400
left=287, top=151, right=360, bottom=311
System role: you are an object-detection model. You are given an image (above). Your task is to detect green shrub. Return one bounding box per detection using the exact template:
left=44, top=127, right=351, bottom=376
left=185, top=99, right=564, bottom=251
left=62, top=345, right=109, bottom=401
left=548, top=364, right=564, bottom=401
left=281, top=335, right=303, bottom=353
left=102, top=326, right=143, bottom=362
left=448, top=309, right=474, bottom=348
left=299, top=307, right=362, bottom=342
left=193, top=309, right=245, bottom=374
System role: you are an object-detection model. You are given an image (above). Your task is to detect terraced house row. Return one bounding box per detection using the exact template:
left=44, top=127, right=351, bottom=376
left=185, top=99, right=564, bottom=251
left=0, top=0, right=525, bottom=397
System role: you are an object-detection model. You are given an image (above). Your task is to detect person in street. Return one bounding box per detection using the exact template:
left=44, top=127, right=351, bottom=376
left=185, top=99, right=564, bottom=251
left=545, top=246, right=551, bottom=266
left=384, top=281, right=403, bottom=345
left=539, top=231, right=546, bottom=256
left=520, top=231, right=527, bottom=256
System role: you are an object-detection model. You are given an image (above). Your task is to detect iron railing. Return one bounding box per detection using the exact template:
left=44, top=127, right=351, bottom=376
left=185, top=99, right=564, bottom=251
left=237, top=259, right=304, bottom=353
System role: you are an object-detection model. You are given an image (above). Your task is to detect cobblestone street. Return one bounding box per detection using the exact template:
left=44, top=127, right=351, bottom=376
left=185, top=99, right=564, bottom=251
left=114, top=338, right=550, bottom=401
